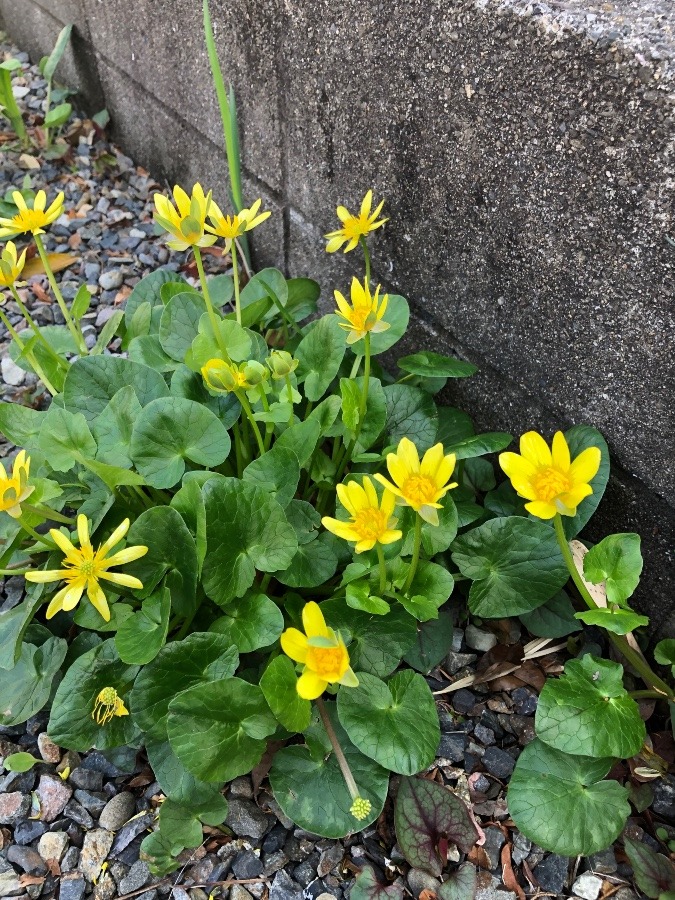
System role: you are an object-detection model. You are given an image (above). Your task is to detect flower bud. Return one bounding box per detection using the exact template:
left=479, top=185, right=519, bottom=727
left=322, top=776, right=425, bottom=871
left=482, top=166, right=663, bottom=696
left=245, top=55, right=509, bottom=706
left=243, top=360, right=268, bottom=386
left=201, top=358, right=239, bottom=393
left=267, top=350, right=298, bottom=380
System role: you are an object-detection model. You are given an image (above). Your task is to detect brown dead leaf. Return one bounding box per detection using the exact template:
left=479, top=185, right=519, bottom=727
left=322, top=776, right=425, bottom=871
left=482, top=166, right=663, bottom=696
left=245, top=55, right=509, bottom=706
left=419, top=890, right=438, bottom=900
left=127, top=774, right=154, bottom=788
left=114, top=285, right=132, bottom=305
left=501, top=844, right=525, bottom=900
left=19, top=153, right=41, bottom=170
left=19, top=875, right=46, bottom=887
left=251, top=740, right=285, bottom=798
left=29, top=281, right=51, bottom=303
left=467, top=845, right=492, bottom=870
left=45, top=858, right=61, bottom=877
left=24, top=253, right=78, bottom=278
left=68, top=232, right=82, bottom=250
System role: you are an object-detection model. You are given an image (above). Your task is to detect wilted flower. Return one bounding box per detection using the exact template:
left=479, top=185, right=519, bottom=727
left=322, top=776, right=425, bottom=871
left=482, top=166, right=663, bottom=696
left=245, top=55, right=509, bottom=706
left=25, top=516, right=147, bottom=622
left=322, top=476, right=401, bottom=553
left=0, top=190, right=64, bottom=238
left=334, top=277, right=390, bottom=345
left=0, top=450, right=33, bottom=518
left=375, top=437, right=457, bottom=526
left=0, top=241, right=27, bottom=288
left=324, top=190, right=387, bottom=253
left=153, top=183, right=217, bottom=252
left=92, top=687, right=129, bottom=726
left=499, top=431, right=601, bottom=519
left=280, top=601, right=358, bottom=700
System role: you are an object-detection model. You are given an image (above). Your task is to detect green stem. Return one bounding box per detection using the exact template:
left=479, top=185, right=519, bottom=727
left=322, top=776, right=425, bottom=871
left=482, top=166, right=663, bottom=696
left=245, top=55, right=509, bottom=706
left=194, top=246, right=229, bottom=359
left=0, top=307, right=58, bottom=395
left=18, top=517, right=57, bottom=549
left=335, top=333, right=371, bottom=482
left=349, top=354, right=363, bottom=380
left=316, top=697, right=360, bottom=801
left=403, top=516, right=423, bottom=594
left=629, top=690, right=668, bottom=700
left=10, top=286, right=68, bottom=370
left=22, top=503, right=74, bottom=525
left=236, top=390, right=265, bottom=456
left=259, top=389, right=274, bottom=451
left=285, top=375, right=294, bottom=425
left=553, top=513, right=673, bottom=699
left=376, top=543, right=387, bottom=594
left=359, top=237, right=371, bottom=285
left=43, top=79, right=52, bottom=149
left=231, top=242, right=241, bottom=326
left=175, top=609, right=197, bottom=641
left=33, top=233, right=86, bottom=354
left=233, top=420, right=244, bottom=477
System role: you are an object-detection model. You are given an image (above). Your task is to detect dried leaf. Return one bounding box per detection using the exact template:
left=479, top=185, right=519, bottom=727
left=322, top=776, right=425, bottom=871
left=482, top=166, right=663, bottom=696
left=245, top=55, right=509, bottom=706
left=23, top=253, right=78, bottom=278
left=501, top=844, right=525, bottom=900
left=19, top=153, right=41, bottom=170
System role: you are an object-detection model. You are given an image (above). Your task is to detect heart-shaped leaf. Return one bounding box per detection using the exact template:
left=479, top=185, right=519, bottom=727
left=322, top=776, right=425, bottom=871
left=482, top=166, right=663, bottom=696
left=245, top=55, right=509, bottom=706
left=146, top=740, right=225, bottom=808
left=260, top=655, right=311, bottom=732
left=321, top=600, right=416, bottom=678
left=114, top=588, right=171, bottom=665
left=350, top=866, right=405, bottom=900
left=394, top=776, right=479, bottom=877
left=208, top=593, right=284, bottom=652
left=0, top=638, right=67, bottom=727
left=295, top=315, right=346, bottom=401
left=507, top=738, right=630, bottom=856
left=403, top=610, right=454, bottom=674
left=451, top=516, right=568, bottom=618
left=583, top=533, right=643, bottom=606
left=438, top=864, right=477, bottom=900
left=575, top=607, right=649, bottom=635
left=397, top=351, right=477, bottom=379
left=383, top=384, right=438, bottom=452
left=624, top=838, right=675, bottom=899
left=535, top=655, right=646, bottom=758
left=445, top=432, right=512, bottom=460
left=519, top=591, right=581, bottom=638
left=63, top=355, right=170, bottom=422
left=338, top=671, right=440, bottom=775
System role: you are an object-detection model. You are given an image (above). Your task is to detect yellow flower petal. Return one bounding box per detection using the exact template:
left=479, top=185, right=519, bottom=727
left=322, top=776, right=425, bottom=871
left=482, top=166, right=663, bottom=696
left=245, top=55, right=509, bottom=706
left=50, top=528, right=77, bottom=557
left=77, top=515, right=91, bottom=551
left=551, top=431, right=571, bottom=471
left=97, top=572, right=144, bottom=590
left=296, top=671, right=328, bottom=700
left=87, top=580, right=110, bottom=621
left=570, top=446, right=602, bottom=484
left=280, top=628, right=309, bottom=663
left=102, top=545, right=148, bottom=567
left=98, top=518, right=131, bottom=556
left=524, top=500, right=557, bottom=520
left=520, top=431, right=552, bottom=467
left=302, top=601, right=328, bottom=640
left=338, top=667, right=359, bottom=688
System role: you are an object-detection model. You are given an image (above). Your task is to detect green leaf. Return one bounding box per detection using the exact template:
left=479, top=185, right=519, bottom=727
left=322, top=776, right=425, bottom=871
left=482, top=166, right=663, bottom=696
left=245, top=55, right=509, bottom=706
left=185, top=316, right=252, bottom=370
left=167, top=677, right=276, bottom=782
left=43, top=24, right=73, bottom=81
left=562, top=425, right=610, bottom=538
left=48, top=640, right=140, bottom=751
left=383, top=385, right=438, bottom=451
left=270, top=703, right=389, bottom=836
left=394, top=776, right=479, bottom=876
left=575, top=607, right=649, bottom=635
left=322, top=600, right=416, bottom=678
left=157, top=799, right=202, bottom=852
left=276, top=534, right=339, bottom=589
left=349, top=867, right=404, bottom=900
left=583, top=533, right=643, bottom=606
left=295, top=315, right=346, bottom=401
left=126, top=507, right=198, bottom=618
left=352, top=295, right=409, bottom=356
left=170, top=479, right=207, bottom=574
left=170, top=365, right=241, bottom=426
left=624, top=839, right=675, bottom=899
left=403, top=610, right=454, bottom=674
left=209, top=593, right=284, bottom=652
left=73, top=601, right=134, bottom=633
left=340, top=378, right=361, bottom=432
left=39, top=406, right=97, bottom=470
left=275, top=417, right=322, bottom=468
left=44, top=102, right=72, bottom=127
left=451, top=516, right=568, bottom=617
left=261, top=655, right=311, bottom=732
left=91, top=309, right=124, bottom=356
left=114, top=588, right=171, bottom=665
left=446, top=432, right=512, bottom=460
left=520, top=591, right=581, bottom=638
left=0, top=638, right=67, bottom=726
left=202, top=477, right=298, bottom=606
left=0, top=402, right=44, bottom=448
left=243, top=445, right=300, bottom=509
left=535, top=654, right=645, bottom=758
left=124, top=269, right=186, bottom=328
left=338, top=671, right=440, bottom=775
left=128, top=335, right=177, bottom=373
left=438, top=865, right=478, bottom=900
left=4, top=752, right=39, bottom=772
left=129, top=633, right=238, bottom=741
left=400, top=495, right=458, bottom=557
left=655, top=640, right=675, bottom=667
left=146, top=740, right=225, bottom=808
left=436, top=406, right=475, bottom=447
left=283, top=277, right=320, bottom=324
left=507, top=738, right=631, bottom=856
left=92, top=385, right=142, bottom=468
left=71, top=284, right=92, bottom=321
left=63, top=356, right=170, bottom=422
left=0, top=593, right=43, bottom=670
left=399, top=560, right=455, bottom=621
left=130, top=397, right=231, bottom=488
left=159, top=292, right=205, bottom=362
left=345, top=581, right=390, bottom=615
left=354, top=377, right=387, bottom=452
left=397, top=351, right=477, bottom=379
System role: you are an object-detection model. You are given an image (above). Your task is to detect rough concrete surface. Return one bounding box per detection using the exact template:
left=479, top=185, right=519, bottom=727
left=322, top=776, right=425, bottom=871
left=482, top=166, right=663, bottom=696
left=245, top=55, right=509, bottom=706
left=1, top=0, right=674, bottom=627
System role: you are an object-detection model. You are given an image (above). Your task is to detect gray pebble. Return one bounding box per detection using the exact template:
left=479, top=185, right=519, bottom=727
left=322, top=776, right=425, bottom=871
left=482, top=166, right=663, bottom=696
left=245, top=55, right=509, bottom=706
left=534, top=854, right=569, bottom=894
left=482, top=746, right=516, bottom=780
left=70, top=768, right=104, bottom=792
left=232, top=851, right=264, bottom=880
left=98, top=269, right=124, bottom=291
left=118, top=859, right=150, bottom=894
left=7, top=845, right=48, bottom=876
left=0, top=791, right=31, bottom=825
left=269, top=869, right=304, bottom=900
left=225, top=798, right=271, bottom=841
left=99, top=791, right=136, bottom=831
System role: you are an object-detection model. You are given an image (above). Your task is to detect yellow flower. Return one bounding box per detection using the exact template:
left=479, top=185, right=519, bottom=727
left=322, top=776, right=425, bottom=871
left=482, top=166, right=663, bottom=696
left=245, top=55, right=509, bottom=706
left=280, top=601, right=359, bottom=700
left=0, top=241, right=27, bottom=288
left=0, top=450, right=33, bottom=518
left=25, top=515, right=148, bottom=622
left=325, top=189, right=388, bottom=253
left=374, top=437, right=457, bottom=526
left=153, top=183, right=217, bottom=252
left=322, top=476, right=402, bottom=553
left=0, top=190, right=64, bottom=238
left=499, top=431, right=601, bottom=519
left=205, top=198, right=271, bottom=251
left=202, top=358, right=252, bottom=393
left=92, top=687, right=129, bottom=726
left=334, top=277, right=390, bottom=345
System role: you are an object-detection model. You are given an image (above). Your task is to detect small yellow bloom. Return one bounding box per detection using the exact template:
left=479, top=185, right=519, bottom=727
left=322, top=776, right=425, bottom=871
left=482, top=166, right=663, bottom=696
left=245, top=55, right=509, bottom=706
left=0, top=241, right=27, bottom=288
left=322, top=476, right=402, bottom=553
left=25, top=515, right=148, bottom=622
left=325, top=189, right=388, bottom=253
left=153, top=183, right=217, bottom=252
left=205, top=198, right=271, bottom=252
left=375, top=437, right=457, bottom=526
left=202, top=358, right=254, bottom=393
left=0, top=190, right=64, bottom=238
left=350, top=797, right=372, bottom=821
left=280, top=601, right=359, bottom=700
left=499, top=431, right=601, bottom=519
left=92, top=687, right=129, bottom=726
left=0, top=450, right=33, bottom=518
left=334, top=277, right=390, bottom=345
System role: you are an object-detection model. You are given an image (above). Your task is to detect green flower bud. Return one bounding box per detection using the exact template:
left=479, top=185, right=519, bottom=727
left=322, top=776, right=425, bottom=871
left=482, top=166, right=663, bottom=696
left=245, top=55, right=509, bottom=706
left=243, top=360, right=268, bottom=386
left=267, top=350, right=298, bottom=380
left=201, top=358, right=240, bottom=393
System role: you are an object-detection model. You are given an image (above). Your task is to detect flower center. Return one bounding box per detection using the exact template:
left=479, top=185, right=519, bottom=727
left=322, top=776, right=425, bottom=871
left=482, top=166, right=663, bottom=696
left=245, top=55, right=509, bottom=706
left=15, top=211, right=44, bottom=232
left=533, top=467, right=571, bottom=502
left=352, top=507, right=388, bottom=541
left=79, top=559, right=96, bottom=577
left=401, top=474, right=437, bottom=506
left=306, top=645, right=346, bottom=679
left=343, top=216, right=370, bottom=240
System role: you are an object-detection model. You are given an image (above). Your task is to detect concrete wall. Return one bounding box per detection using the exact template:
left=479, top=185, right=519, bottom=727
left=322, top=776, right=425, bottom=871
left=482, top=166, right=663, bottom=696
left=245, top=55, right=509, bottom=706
left=4, top=0, right=675, bottom=630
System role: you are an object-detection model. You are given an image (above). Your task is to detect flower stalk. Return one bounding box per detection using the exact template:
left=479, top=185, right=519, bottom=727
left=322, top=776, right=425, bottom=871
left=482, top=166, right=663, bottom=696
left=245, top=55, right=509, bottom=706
left=193, top=246, right=230, bottom=359
left=33, top=233, right=86, bottom=354
left=316, top=697, right=372, bottom=822
left=0, top=306, right=58, bottom=395
left=403, top=515, right=422, bottom=593
left=235, top=389, right=265, bottom=457
left=10, top=285, right=68, bottom=371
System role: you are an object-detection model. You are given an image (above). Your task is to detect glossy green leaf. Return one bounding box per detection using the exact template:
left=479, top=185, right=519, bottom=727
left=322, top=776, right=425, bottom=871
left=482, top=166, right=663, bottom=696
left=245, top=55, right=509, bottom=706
left=128, top=334, right=177, bottom=373
left=295, top=315, right=346, bottom=401
left=243, top=444, right=300, bottom=509
left=451, top=516, right=568, bottom=617
left=383, top=384, right=438, bottom=452
left=39, top=406, right=96, bottom=470
left=446, top=432, right=512, bottom=460
left=159, top=292, right=205, bottom=361
left=92, top=385, right=142, bottom=468
left=507, top=738, right=630, bottom=856
left=63, top=355, right=170, bottom=422
left=209, top=593, right=283, bottom=652
left=519, top=591, right=581, bottom=638
left=583, top=533, right=643, bottom=606
left=0, top=593, right=43, bottom=670
left=146, top=740, right=225, bottom=808
left=71, top=284, right=92, bottom=321
left=321, top=600, right=416, bottom=678
left=124, top=269, right=186, bottom=328
left=624, top=838, right=675, bottom=899
left=0, top=638, right=67, bottom=726
left=349, top=866, right=404, bottom=900
left=260, top=655, right=311, bottom=732
left=276, top=534, right=339, bottom=589
left=114, top=588, right=171, bottom=665
left=575, top=607, right=649, bottom=635
left=4, top=752, right=39, bottom=772
left=397, top=351, right=477, bottom=379
left=403, top=610, right=454, bottom=674
left=562, top=425, right=610, bottom=539
left=0, top=402, right=44, bottom=449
